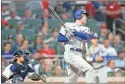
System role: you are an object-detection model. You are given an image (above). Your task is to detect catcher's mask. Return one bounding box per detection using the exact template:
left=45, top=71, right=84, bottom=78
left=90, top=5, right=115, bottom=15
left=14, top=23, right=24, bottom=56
left=23, top=50, right=32, bottom=64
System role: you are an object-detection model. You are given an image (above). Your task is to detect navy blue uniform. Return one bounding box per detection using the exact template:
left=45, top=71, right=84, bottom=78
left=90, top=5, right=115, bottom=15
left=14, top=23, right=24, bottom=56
left=2, top=62, right=34, bottom=83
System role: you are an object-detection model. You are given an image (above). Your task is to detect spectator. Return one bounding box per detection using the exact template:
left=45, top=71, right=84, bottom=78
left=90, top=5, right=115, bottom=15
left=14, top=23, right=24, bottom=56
left=114, top=68, right=123, bottom=77
left=3, top=22, right=11, bottom=30
left=115, top=50, right=125, bottom=68
left=105, top=1, right=122, bottom=31
left=99, top=23, right=109, bottom=43
left=107, top=32, right=114, bottom=45
left=31, top=51, right=41, bottom=66
left=1, top=56, right=7, bottom=72
left=112, top=35, right=124, bottom=52
left=39, top=41, right=56, bottom=58
left=16, top=21, right=24, bottom=33
left=41, top=0, right=49, bottom=19
left=7, top=35, right=14, bottom=43
left=15, top=34, right=24, bottom=49
left=107, top=59, right=116, bottom=72
left=41, top=0, right=49, bottom=9
left=63, top=1, right=72, bottom=12
left=55, top=65, right=64, bottom=76
left=7, top=35, right=16, bottom=51
left=103, top=39, right=117, bottom=56
left=44, top=28, right=58, bottom=43
left=2, top=20, right=8, bottom=27
left=34, top=58, right=52, bottom=76
left=56, top=43, right=65, bottom=55
left=54, top=6, right=62, bottom=15
left=4, top=10, right=21, bottom=21
left=33, top=35, right=43, bottom=52
left=38, top=20, right=48, bottom=38
left=2, top=42, right=13, bottom=56
left=46, top=29, right=59, bottom=51
left=92, top=0, right=105, bottom=21
left=84, top=1, right=96, bottom=18
left=23, top=8, right=35, bottom=20
left=20, top=40, right=33, bottom=53
left=2, top=4, right=9, bottom=18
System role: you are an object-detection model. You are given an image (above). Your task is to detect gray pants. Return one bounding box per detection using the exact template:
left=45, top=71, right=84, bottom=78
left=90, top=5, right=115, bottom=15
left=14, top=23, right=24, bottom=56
left=64, top=52, right=96, bottom=84
left=94, top=66, right=108, bottom=83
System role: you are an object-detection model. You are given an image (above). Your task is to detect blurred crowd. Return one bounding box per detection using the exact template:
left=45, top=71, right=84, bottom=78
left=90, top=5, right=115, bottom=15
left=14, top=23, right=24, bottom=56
left=1, top=0, right=125, bottom=77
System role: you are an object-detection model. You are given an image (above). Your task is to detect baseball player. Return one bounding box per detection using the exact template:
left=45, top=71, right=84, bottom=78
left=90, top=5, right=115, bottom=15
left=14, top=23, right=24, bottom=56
left=58, top=9, right=95, bottom=83
left=87, top=33, right=108, bottom=83
left=1, top=50, right=46, bottom=83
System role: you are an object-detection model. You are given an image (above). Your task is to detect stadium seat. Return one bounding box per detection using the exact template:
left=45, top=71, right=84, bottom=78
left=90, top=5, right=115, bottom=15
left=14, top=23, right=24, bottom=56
left=16, top=9, right=25, bottom=17
left=24, top=19, right=42, bottom=27
left=87, top=19, right=100, bottom=33
left=19, top=29, right=35, bottom=41
left=56, top=43, right=65, bottom=55
left=48, top=19, right=60, bottom=29
left=64, top=18, right=74, bottom=23
left=32, top=9, right=43, bottom=18
left=2, top=29, right=16, bottom=40
left=31, top=24, right=42, bottom=33
left=8, top=19, right=20, bottom=28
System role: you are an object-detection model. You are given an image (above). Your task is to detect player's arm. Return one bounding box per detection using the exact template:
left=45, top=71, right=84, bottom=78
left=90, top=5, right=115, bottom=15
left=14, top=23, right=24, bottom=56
left=73, top=31, right=90, bottom=40
left=2, top=64, right=14, bottom=83
left=57, top=25, right=69, bottom=42
left=73, top=27, right=91, bottom=41
left=94, top=45, right=107, bottom=62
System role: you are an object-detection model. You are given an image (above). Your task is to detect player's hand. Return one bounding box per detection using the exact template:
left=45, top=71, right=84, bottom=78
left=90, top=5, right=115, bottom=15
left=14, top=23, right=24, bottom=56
left=95, top=56, right=103, bottom=62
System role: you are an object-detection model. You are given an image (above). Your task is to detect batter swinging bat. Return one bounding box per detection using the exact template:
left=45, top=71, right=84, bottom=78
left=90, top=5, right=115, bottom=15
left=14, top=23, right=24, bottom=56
left=48, top=5, right=89, bottom=57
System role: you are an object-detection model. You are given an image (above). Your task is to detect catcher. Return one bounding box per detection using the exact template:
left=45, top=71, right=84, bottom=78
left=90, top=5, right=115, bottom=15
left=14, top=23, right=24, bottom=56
left=1, top=50, right=46, bottom=83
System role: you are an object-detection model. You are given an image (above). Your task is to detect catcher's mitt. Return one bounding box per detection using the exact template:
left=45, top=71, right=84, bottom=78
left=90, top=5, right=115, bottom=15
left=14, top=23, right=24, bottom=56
left=28, top=73, right=41, bottom=81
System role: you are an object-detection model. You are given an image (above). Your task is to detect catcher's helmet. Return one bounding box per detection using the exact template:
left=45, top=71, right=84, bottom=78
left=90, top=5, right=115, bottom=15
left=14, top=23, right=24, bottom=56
left=73, top=9, right=88, bottom=20
left=23, top=50, right=32, bottom=63
left=13, top=50, right=24, bottom=57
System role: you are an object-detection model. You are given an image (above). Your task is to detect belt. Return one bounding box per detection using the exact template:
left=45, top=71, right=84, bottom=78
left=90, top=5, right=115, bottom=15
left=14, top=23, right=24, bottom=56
left=70, top=48, right=82, bottom=53
left=94, top=65, right=104, bottom=70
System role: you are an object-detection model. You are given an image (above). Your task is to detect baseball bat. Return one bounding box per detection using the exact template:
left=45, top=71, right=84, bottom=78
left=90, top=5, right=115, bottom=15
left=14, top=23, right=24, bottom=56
left=48, top=5, right=89, bottom=56
left=48, top=5, right=66, bottom=28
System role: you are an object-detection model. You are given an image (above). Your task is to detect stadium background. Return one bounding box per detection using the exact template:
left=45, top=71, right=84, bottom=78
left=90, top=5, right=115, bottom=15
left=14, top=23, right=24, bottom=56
left=1, top=0, right=125, bottom=83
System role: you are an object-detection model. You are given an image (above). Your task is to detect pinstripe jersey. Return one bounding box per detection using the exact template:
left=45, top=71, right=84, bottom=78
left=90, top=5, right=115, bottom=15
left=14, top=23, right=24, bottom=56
left=59, top=22, right=90, bottom=54
left=89, top=44, right=107, bottom=68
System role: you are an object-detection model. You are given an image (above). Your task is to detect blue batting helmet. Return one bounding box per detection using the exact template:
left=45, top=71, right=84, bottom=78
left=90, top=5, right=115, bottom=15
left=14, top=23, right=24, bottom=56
left=73, top=9, right=88, bottom=20
left=90, top=33, right=99, bottom=39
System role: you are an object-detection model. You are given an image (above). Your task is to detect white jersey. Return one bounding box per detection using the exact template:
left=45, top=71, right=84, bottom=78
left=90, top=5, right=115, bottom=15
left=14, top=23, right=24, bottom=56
left=59, top=22, right=90, bottom=53
left=89, top=44, right=107, bottom=68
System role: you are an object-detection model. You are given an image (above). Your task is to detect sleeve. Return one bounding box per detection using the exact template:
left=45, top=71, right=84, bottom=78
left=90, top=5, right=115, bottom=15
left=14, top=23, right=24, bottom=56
left=111, top=48, right=117, bottom=56
left=81, top=27, right=91, bottom=34
left=59, top=25, right=66, bottom=35
left=73, top=31, right=90, bottom=40
left=10, top=64, right=17, bottom=72
left=2, top=64, right=14, bottom=79
left=58, top=24, right=69, bottom=42
left=99, top=45, right=108, bottom=57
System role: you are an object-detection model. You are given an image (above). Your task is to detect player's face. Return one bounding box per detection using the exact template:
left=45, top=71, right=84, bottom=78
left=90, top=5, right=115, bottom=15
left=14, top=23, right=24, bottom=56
left=19, top=55, right=25, bottom=62
left=81, top=14, right=87, bottom=24
left=91, top=38, right=98, bottom=45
